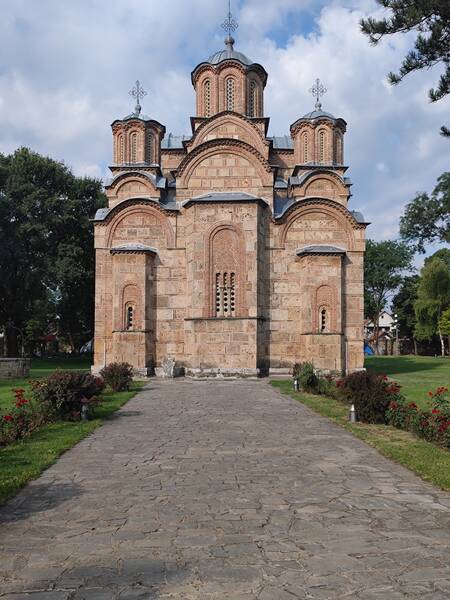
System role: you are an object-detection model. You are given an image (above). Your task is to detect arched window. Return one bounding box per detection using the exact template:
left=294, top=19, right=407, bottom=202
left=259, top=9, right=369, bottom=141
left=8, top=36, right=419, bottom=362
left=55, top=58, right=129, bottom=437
left=204, top=79, right=211, bottom=117
left=318, top=130, right=326, bottom=163
left=130, top=132, right=138, bottom=163
left=215, top=271, right=236, bottom=317
left=145, top=130, right=153, bottom=163
left=117, top=133, right=124, bottom=163
left=302, top=132, right=309, bottom=163
left=320, top=307, right=328, bottom=333
left=248, top=81, right=258, bottom=117
left=226, top=78, right=235, bottom=111
left=126, top=305, right=134, bottom=330
left=336, top=132, right=343, bottom=164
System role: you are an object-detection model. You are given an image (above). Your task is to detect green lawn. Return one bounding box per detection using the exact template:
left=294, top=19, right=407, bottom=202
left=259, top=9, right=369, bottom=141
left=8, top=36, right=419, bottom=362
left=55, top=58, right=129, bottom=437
left=365, top=355, right=450, bottom=408
left=271, top=379, right=450, bottom=492
left=0, top=356, right=144, bottom=504
left=0, top=356, right=92, bottom=411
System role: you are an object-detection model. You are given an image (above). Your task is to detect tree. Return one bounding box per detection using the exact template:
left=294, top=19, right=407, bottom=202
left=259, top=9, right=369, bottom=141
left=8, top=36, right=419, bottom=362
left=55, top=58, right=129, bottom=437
left=361, top=0, right=450, bottom=136
left=364, top=239, right=414, bottom=353
left=414, top=256, right=450, bottom=356
left=440, top=306, right=450, bottom=351
left=0, top=148, right=106, bottom=356
left=400, top=173, right=450, bottom=252
left=392, top=274, right=419, bottom=351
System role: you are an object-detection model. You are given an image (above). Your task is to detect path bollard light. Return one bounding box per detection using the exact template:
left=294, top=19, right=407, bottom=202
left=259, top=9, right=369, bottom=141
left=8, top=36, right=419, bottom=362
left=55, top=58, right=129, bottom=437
left=293, top=379, right=299, bottom=392
left=349, top=404, right=356, bottom=423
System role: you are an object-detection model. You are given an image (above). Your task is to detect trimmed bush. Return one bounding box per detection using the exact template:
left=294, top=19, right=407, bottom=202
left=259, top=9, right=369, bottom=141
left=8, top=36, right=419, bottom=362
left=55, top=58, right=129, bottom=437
left=100, top=362, right=134, bottom=392
left=31, top=371, right=104, bottom=421
left=336, top=370, right=402, bottom=424
left=293, top=362, right=318, bottom=393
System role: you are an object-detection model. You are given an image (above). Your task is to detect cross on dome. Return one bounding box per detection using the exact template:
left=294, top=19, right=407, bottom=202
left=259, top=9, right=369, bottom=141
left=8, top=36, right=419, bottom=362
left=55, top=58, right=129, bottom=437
left=309, top=78, right=327, bottom=111
left=221, top=0, right=238, bottom=48
left=129, top=80, right=148, bottom=116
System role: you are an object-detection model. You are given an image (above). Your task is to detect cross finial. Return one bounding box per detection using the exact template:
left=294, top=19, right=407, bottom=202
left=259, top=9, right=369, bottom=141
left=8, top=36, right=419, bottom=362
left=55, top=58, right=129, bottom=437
left=129, top=80, right=148, bottom=116
left=221, top=0, right=238, bottom=44
left=309, top=78, right=327, bottom=110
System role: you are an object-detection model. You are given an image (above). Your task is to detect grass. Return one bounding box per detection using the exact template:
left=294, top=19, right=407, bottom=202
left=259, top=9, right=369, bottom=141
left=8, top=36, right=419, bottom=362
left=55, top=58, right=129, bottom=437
left=0, top=356, right=144, bottom=504
left=271, top=379, right=450, bottom=492
left=365, top=355, right=450, bottom=409
left=0, top=356, right=92, bottom=411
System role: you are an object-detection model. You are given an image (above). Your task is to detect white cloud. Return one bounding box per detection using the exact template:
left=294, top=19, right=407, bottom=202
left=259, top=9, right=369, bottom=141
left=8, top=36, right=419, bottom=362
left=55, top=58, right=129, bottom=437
left=0, top=0, right=448, bottom=249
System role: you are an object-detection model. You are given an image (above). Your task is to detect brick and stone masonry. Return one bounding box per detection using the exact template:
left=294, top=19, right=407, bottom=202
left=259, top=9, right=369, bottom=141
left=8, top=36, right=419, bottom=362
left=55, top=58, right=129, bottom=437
left=92, top=34, right=367, bottom=377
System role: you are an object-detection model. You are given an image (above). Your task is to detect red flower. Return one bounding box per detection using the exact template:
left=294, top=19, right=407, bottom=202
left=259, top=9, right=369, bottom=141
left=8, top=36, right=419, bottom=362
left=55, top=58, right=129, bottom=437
left=428, top=391, right=433, bottom=397
left=3, top=414, right=14, bottom=423
left=432, top=409, right=441, bottom=414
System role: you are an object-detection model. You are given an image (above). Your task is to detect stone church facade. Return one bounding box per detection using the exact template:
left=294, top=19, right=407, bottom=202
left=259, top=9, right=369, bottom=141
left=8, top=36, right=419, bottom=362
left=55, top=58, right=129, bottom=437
left=92, top=34, right=367, bottom=377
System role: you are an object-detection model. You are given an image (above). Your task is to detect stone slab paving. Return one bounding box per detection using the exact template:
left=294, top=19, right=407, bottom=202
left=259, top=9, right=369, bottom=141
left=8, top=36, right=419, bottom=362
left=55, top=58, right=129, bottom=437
left=1, top=380, right=450, bottom=599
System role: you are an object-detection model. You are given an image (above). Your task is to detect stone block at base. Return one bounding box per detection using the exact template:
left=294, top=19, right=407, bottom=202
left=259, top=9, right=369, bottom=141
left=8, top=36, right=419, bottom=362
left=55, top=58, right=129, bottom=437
left=185, top=367, right=260, bottom=379
left=0, top=358, right=31, bottom=379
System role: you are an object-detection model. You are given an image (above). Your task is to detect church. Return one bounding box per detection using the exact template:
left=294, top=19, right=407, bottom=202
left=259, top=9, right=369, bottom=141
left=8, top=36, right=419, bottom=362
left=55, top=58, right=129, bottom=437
left=92, top=14, right=367, bottom=378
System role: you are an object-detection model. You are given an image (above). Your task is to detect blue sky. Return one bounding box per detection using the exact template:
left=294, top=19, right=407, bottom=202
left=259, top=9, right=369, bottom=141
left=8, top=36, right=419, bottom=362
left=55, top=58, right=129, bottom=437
left=0, top=0, right=448, bottom=262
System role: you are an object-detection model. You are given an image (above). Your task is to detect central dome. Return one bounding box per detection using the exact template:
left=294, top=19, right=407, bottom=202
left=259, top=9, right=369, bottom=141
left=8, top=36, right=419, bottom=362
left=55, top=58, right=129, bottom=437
left=207, top=35, right=253, bottom=66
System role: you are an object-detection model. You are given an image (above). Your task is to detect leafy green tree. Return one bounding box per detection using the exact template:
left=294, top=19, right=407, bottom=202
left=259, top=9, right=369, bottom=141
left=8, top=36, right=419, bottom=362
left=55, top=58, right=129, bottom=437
left=392, top=275, right=419, bottom=349
left=414, top=256, right=450, bottom=356
left=440, top=306, right=450, bottom=352
left=400, top=173, right=450, bottom=252
left=361, top=0, right=450, bottom=136
left=0, top=148, right=106, bottom=356
left=364, top=239, right=414, bottom=353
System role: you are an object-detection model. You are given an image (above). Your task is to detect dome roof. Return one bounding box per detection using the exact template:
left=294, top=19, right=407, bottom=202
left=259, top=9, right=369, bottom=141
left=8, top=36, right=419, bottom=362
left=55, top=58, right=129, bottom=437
left=300, top=109, right=337, bottom=121
left=206, top=35, right=253, bottom=66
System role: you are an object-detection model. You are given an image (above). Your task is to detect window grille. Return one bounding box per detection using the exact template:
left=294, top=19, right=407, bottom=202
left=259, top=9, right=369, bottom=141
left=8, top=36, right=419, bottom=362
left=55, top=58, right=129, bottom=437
left=226, top=78, right=235, bottom=111
left=215, top=271, right=236, bottom=317
left=320, top=308, right=327, bottom=333
left=145, top=130, right=153, bottom=163
left=130, top=132, right=138, bottom=163
left=126, top=305, right=134, bottom=330
left=204, top=80, right=211, bottom=117
left=336, top=133, right=343, bottom=163
left=118, top=134, right=125, bottom=163
left=319, top=130, right=326, bottom=163
left=302, top=132, right=308, bottom=163
left=248, top=81, right=257, bottom=117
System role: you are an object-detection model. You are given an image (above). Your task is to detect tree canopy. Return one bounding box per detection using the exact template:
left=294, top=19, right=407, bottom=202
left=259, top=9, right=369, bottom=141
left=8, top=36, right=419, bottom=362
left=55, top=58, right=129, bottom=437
left=361, top=0, right=450, bottom=136
left=0, top=148, right=106, bottom=355
left=364, top=239, right=414, bottom=352
left=399, top=172, right=450, bottom=252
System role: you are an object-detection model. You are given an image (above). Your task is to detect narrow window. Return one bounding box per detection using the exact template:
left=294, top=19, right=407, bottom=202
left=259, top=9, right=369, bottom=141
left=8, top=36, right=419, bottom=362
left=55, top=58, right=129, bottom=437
left=204, top=79, right=211, bottom=117
left=130, top=132, right=138, bottom=163
left=248, top=81, right=257, bottom=117
left=145, top=130, right=153, bottom=163
left=215, top=271, right=236, bottom=317
left=117, top=133, right=125, bottom=163
left=302, top=132, right=308, bottom=163
left=126, top=305, right=134, bottom=330
left=319, top=130, right=326, bottom=163
left=320, top=308, right=327, bottom=333
left=226, top=78, right=235, bottom=111
left=336, top=132, right=343, bottom=164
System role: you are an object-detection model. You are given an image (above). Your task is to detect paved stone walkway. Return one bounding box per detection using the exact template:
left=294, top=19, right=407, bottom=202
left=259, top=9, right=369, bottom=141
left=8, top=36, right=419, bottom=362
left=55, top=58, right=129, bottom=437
left=1, top=380, right=450, bottom=599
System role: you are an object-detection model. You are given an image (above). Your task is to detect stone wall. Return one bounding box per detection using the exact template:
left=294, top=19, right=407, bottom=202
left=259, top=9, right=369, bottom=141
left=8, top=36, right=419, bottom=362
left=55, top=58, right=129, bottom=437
left=0, top=358, right=31, bottom=379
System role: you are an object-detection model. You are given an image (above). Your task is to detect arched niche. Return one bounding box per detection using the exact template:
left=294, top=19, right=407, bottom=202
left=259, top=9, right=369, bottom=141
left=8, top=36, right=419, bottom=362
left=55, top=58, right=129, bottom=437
left=106, top=203, right=175, bottom=249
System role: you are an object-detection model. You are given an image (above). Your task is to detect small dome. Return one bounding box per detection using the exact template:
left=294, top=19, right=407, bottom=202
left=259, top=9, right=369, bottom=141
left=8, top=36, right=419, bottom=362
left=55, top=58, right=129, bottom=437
left=206, top=35, right=253, bottom=66
left=300, top=109, right=336, bottom=121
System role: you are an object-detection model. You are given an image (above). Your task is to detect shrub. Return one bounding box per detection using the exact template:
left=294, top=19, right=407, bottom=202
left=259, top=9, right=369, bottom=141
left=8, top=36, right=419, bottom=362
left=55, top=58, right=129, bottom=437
left=337, top=370, right=402, bottom=424
left=100, top=362, right=134, bottom=392
left=293, top=362, right=318, bottom=393
left=31, top=371, right=104, bottom=421
left=0, top=388, right=48, bottom=446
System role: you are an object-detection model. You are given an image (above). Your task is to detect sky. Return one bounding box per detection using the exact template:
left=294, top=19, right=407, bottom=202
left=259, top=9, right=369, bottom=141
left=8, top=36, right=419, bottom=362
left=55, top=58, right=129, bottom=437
left=0, top=0, right=448, bottom=259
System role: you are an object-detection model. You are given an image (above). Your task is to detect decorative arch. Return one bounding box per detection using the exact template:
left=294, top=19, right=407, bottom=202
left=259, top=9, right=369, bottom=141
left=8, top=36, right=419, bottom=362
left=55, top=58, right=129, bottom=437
left=187, top=112, right=269, bottom=156
left=106, top=203, right=175, bottom=249
left=176, top=138, right=273, bottom=189
left=204, top=222, right=247, bottom=318
left=303, top=172, right=348, bottom=199
left=278, top=200, right=357, bottom=249
left=313, top=285, right=337, bottom=333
